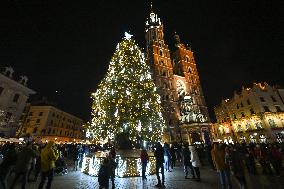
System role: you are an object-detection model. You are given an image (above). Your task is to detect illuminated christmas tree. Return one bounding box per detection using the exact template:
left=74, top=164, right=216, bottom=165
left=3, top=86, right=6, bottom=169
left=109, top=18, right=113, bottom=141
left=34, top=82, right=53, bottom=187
left=90, top=33, right=165, bottom=145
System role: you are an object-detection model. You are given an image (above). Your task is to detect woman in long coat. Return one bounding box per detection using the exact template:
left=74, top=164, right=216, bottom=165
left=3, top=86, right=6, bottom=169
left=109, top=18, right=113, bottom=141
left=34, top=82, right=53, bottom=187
left=189, top=145, right=201, bottom=181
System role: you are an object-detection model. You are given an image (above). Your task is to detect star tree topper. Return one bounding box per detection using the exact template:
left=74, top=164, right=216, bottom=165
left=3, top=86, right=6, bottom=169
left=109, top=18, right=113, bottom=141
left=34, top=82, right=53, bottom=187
left=124, top=32, right=133, bottom=39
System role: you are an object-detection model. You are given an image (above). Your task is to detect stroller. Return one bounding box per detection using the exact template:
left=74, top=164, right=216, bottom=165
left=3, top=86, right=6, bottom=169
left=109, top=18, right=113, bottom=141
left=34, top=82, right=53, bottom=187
left=55, top=156, right=68, bottom=175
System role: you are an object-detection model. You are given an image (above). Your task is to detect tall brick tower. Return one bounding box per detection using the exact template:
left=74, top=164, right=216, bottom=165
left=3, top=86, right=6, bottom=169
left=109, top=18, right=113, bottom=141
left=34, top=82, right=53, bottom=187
left=145, top=6, right=211, bottom=143
left=145, top=7, right=179, bottom=141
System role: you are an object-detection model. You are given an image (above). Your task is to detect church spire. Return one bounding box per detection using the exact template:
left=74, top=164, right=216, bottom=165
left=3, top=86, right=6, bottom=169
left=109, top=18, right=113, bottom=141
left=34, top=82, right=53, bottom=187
left=145, top=2, right=161, bottom=28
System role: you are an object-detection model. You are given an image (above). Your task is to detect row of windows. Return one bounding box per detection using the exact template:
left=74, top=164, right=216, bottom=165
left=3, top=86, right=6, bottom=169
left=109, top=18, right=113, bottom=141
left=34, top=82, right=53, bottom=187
left=50, top=120, right=80, bottom=130
left=22, top=127, right=81, bottom=138
left=159, top=70, right=170, bottom=77
left=236, top=99, right=250, bottom=109
left=236, top=95, right=278, bottom=110
left=259, top=96, right=277, bottom=103
left=28, top=111, right=80, bottom=125
left=234, top=119, right=281, bottom=133
left=29, top=112, right=43, bottom=116
left=220, top=105, right=283, bottom=122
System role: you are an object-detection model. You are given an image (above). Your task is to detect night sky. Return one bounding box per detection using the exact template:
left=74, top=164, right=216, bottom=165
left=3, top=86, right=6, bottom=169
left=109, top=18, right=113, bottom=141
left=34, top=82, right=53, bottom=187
left=1, top=0, right=283, bottom=121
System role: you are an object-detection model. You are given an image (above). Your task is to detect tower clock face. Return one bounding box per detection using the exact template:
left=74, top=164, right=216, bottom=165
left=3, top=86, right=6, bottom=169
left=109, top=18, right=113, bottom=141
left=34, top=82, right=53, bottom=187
left=176, top=80, right=186, bottom=97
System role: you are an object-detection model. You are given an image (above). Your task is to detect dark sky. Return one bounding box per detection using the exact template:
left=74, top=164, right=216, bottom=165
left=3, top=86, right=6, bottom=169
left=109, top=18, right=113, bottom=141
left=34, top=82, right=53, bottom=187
left=1, top=0, right=283, bottom=121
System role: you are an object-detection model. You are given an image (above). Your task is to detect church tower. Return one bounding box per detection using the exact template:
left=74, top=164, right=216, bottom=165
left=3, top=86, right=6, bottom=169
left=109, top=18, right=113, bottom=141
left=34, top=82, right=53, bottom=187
left=145, top=5, right=212, bottom=143
left=171, top=32, right=210, bottom=122
left=145, top=6, right=179, bottom=140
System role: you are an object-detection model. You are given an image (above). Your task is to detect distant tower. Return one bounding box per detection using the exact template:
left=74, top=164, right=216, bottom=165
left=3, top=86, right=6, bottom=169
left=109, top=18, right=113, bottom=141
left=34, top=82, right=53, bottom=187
left=171, top=32, right=210, bottom=123
left=145, top=4, right=211, bottom=143
left=145, top=5, right=178, bottom=140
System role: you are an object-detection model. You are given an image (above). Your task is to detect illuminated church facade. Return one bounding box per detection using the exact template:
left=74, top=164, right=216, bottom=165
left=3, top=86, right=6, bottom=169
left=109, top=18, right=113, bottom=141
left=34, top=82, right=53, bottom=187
left=145, top=8, right=212, bottom=143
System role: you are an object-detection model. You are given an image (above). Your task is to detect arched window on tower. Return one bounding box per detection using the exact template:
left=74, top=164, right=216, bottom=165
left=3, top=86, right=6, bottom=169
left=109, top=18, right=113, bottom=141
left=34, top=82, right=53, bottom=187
left=188, top=66, right=193, bottom=74
left=159, top=50, right=163, bottom=56
left=185, top=56, right=190, bottom=62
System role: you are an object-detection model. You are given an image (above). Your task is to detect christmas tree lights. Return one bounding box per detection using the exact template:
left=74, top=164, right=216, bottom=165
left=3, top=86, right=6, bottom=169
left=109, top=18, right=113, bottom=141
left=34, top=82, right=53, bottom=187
left=90, top=32, right=165, bottom=143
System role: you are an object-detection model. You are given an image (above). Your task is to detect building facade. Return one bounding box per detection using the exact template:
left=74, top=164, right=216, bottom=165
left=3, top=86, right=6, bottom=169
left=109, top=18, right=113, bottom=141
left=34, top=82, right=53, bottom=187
left=145, top=8, right=211, bottom=143
left=17, top=105, right=84, bottom=142
left=214, top=82, right=284, bottom=143
left=0, top=67, right=35, bottom=137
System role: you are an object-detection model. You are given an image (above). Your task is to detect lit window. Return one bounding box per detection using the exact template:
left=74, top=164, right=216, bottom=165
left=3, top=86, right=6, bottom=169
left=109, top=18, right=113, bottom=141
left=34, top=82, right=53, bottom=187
left=185, top=56, right=190, bottom=62
left=268, top=119, right=277, bottom=128
left=188, top=66, right=192, bottom=73
left=255, top=122, right=263, bottom=129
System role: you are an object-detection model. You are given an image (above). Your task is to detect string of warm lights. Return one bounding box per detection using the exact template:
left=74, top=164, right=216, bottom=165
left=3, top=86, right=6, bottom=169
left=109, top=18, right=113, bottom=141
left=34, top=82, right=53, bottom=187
left=81, top=153, right=156, bottom=177
left=89, top=33, right=165, bottom=143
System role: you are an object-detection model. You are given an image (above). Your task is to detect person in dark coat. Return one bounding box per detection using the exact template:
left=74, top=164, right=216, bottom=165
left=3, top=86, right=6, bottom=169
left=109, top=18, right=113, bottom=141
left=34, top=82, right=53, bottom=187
left=98, top=158, right=110, bottom=189
left=182, top=143, right=193, bottom=179
left=0, top=143, right=17, bottom=189
left=10, top=142, right=38, bottom=189
left=169, top=145, right=176, bottom=169
left=73, top=146, right=80, bottom=171
left=154, top=142, right=165, bottom=187
left=108, top=154, right=117, bottom=189
left=229, top=146, right=247, bottom=189
left=33, top=146, right=42, bottom=181
left=27, top=145, right=39, bottom=182
left=140, top=149, right=149, bottom=180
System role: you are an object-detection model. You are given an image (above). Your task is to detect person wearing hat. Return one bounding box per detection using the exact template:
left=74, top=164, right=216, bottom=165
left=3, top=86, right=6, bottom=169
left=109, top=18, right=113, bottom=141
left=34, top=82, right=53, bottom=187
left=38, top=141, right=59, bottom=189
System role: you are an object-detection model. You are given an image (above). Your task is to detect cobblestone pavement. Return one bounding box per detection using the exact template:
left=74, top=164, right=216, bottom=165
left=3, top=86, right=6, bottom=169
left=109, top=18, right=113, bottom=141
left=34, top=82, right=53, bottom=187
left=8, top=165, right=284, bottom=189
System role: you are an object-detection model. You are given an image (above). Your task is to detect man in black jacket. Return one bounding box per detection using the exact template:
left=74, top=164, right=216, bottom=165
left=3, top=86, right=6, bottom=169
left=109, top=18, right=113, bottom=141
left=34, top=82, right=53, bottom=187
left=154, top=142, right=165, bottom=187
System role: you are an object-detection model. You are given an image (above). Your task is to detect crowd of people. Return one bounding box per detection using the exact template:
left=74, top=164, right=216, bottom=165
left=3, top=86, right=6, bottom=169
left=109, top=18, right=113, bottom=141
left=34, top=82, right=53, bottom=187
left=151, top=141, right=284, bottom=189
left=0, top=140, right=283, bottom=189
left=0, top=141, right=70, bottom=189
left=211, top=142, right=283, bottom=189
